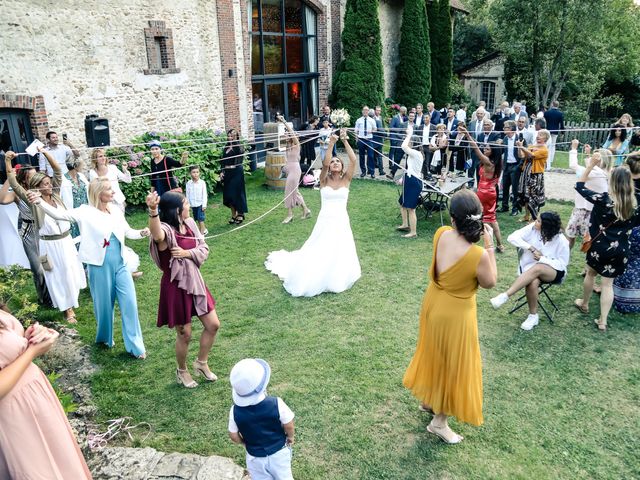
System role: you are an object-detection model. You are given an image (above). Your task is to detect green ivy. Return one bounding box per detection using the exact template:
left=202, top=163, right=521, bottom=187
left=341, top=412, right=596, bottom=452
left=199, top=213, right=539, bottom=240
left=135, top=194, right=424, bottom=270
left=106, top=129, right=241, bottom=207
left=46, top=371, right=78, bottom=415
left=0, top=266, right=38, bottom=326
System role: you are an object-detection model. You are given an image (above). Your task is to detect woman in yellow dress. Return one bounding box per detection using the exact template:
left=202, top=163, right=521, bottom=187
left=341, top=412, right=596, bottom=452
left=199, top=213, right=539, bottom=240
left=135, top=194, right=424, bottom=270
left=403, top=189, right=497, bottom=444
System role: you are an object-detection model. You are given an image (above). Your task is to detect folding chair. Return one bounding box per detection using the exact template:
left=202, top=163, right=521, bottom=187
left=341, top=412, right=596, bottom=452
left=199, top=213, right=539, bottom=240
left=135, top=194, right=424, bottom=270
left=508, top=249, right=561, bottom=322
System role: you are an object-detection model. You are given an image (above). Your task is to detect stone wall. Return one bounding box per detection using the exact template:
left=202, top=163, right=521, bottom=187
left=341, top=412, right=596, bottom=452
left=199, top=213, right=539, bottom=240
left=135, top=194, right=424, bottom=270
left=379, top=0, right=404, bottom=99
left=460, top=56, right=506, bottom=112
left=0, top=0, right=226, bottom=146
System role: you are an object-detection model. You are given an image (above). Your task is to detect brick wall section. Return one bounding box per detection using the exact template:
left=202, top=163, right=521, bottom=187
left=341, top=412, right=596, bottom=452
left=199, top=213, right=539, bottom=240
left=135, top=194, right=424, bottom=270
left=143, top=20, right=180, bottom=75
left=238, top=0, right=255, bottom=137
left=217, top=0, right=242, bottom=132
left=0, top=94, right=49, bottom=140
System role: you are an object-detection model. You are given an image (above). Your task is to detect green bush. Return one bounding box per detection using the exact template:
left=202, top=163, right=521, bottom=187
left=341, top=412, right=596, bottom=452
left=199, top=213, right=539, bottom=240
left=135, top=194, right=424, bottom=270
left=46, top=372, right=78, bottom=415
left=0, top=266, right=38, bottom=326
left=427, top=0, right=453, bottom=107
left=394, top=0, right=431, bottom=107
left=106, top=129, right=235, bottom=207
left=450, top=75, right=472, bottom=108
left=330, top=0, right=385, bottom=118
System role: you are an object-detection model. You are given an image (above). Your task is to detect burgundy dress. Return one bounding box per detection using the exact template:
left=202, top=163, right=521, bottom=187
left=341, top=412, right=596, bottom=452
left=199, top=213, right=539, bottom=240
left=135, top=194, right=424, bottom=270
left=157, top=225, right=215, bottom=328
left=476, top=166, right=499, bottom=223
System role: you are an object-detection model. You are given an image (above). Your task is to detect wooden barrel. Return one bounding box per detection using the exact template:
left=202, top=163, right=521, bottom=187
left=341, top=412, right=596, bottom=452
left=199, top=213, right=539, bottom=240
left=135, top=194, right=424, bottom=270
left=265, top=151, right=287, bottom=190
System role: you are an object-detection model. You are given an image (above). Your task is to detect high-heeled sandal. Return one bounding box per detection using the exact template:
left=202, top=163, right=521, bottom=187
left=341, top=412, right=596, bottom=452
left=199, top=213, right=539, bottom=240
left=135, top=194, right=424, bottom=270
left=234, top=215, right=245, bottom=225
left=176, top=368, right=198, bottom=388
left=496, top=244, right=505, bottom=253
left=193, top=360, right=218, bottom=382
left=302, top=210, right=312, bottom=219
left=593, top=319, right=607, bottom=332
left=228, top=216, right=238, bottom=224
left=282, top=216, right=293, bottom=224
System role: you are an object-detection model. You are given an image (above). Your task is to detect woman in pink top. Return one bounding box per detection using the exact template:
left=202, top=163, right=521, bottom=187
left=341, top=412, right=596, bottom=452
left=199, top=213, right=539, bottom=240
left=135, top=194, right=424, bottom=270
left=146, top=191, right=220, bottom=389
left=0, top=307, right=91, bottom=479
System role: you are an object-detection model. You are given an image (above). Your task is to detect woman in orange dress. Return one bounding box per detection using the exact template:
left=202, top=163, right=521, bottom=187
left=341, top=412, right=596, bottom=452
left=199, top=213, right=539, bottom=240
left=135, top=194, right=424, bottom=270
left=516, top=129, right=550, bottom=221
left=403, top=190, right=497, bottom=444
left=0, top=308, right=92, bottom=478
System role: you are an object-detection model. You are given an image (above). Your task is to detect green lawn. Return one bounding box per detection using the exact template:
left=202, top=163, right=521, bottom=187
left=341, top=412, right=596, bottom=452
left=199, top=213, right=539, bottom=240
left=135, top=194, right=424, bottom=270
left=43, top=171, right=638, bottom=479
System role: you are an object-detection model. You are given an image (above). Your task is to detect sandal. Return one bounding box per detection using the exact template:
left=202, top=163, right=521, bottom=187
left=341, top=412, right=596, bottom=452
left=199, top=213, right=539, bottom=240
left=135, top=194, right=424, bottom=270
left=574, top=299, right=589, bottom=315
left=302, top=210, right=312, bottom=219
left=234, top=215, right=245, bottom=225
left=593, top=319, right=607, bottom=332
left=496, top=244, right=505, bottom=253
left=176, top=368, right=198, bottom=388
left=282, top=216, right=293, bottom=224
left=193, top=359, right=218, bottom=382
left=65, top=315, right=77, bottom=324
left=228, top=216, right=237, bottom=225
left=402, top=233, right=417, bottom=238
left=396, top=225, right=410, bottom=232
left=418, top=404, right=434, bottom=414
left=426, top=422, right=464, bottom=444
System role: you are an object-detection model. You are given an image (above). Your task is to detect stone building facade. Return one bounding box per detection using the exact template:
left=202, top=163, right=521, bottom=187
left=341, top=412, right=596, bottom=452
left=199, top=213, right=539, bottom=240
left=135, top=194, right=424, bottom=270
left=0, top=0, right=465, bottom=153
left=457, top=53, right=507, bottom=113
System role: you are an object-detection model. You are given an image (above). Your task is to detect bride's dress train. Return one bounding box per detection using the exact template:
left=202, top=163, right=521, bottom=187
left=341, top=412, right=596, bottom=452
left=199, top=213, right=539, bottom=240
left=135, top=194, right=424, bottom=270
left=265, top=187, right=361, bottom=297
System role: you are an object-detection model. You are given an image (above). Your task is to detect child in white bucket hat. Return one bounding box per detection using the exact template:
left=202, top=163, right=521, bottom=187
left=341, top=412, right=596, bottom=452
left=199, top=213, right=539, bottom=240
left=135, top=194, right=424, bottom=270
left=228, top=358, right=295, bottom=480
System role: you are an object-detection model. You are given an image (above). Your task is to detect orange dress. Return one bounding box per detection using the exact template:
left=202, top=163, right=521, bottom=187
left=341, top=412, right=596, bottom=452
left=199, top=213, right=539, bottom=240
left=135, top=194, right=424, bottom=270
left=0, top=312, right=92, bottom=479
left=403, top=226, right=484, bottom=425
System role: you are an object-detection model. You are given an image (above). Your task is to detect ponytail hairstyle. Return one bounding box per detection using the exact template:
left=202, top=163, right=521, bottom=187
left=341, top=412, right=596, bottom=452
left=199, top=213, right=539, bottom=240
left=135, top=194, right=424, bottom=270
left=539, top=211, right=562, bottom=243
left=449, top=189, right=484, bottom=243
left=608, top=167, right=637, bottom=221
left=158, top=191, right=186, bottom=230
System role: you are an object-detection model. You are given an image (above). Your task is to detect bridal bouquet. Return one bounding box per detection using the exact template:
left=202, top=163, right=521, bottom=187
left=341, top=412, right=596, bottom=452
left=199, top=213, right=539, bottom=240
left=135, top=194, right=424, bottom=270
left=330, top=108, right=351, bottom=127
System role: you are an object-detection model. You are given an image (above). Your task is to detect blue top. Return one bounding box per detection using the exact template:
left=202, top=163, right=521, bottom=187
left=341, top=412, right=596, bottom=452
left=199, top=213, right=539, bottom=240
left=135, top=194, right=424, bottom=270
left=233, top=396, right=286, bottom=457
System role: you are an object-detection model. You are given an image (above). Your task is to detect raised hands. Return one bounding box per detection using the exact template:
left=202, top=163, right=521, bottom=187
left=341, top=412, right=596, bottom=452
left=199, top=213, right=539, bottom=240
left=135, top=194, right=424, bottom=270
left=571, top=139, right=580, bottom=150
left=146, top=190, right=161, bottom=210
left=26, top=190, right=42, bottom=204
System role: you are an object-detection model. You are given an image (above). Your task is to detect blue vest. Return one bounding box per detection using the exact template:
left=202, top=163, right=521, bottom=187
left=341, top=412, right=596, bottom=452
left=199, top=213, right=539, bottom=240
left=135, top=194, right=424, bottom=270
left=234, top=396, right=286, bottom=457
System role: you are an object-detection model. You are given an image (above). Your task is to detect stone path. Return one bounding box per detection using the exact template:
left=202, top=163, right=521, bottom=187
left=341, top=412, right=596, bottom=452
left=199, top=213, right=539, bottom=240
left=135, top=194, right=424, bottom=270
left=44, top=328, right=246, bottom=480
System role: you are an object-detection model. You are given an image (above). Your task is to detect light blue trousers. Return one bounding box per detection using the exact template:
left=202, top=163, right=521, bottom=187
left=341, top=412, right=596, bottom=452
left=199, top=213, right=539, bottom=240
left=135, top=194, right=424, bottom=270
left=87, top=235, right=145, bottom=357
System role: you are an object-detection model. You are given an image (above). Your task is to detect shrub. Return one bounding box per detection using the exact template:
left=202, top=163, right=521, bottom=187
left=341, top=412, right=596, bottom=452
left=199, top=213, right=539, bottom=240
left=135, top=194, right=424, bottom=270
left=0, top=266, right=38, bottom=326
left=46, top=372, right=78, bottom=415
left=105, top=129, right=237, bottom=207
left=427, top=0, right=453, bottom=107
left=330, top=0, right=385, bottom=118
left=394, top=0, right=431, bottom=107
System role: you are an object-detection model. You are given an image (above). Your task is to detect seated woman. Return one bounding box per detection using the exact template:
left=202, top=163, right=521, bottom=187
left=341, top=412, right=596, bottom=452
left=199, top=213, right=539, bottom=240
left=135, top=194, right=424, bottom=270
left=490, top=212, right=570, bottom=331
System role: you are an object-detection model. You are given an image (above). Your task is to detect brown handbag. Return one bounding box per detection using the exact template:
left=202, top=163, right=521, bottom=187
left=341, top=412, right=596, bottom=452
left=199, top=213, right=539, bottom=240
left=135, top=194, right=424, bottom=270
left=580, top=220, right=614, bottom=253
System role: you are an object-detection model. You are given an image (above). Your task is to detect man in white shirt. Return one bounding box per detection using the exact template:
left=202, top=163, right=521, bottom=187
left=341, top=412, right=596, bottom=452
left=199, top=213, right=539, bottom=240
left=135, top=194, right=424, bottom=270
left=467, top=108, right=487, bottom=184
left=512, top=102, right=528, bottom=126
left=413, top=103, right=426, bottom=136
left=455, top=105, right=467, bottom=123
left=499, top=120, right=521, bottom=215
left=39, top=131, right=80, bottom=209
left=355, top=105, right=377, bottom=178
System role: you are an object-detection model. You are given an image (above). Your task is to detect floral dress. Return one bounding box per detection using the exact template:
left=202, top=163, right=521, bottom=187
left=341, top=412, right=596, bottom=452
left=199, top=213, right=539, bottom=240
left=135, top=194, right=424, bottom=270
left=64, top=172, right=89, bottom=238
left=575, top=182, right=640, bottom=278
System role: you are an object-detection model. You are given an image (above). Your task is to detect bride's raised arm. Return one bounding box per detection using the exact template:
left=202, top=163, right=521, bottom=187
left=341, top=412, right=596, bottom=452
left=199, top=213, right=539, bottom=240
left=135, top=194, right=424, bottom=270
left=320, top=132, right=339, bottom=186
left=342, top=129, right=357, bottom=182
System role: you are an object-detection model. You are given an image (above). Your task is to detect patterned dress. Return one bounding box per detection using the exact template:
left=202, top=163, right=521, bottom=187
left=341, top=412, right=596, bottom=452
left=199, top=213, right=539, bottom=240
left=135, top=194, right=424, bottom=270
left=64, top=172, right=89, bottom=238
left=575, top=182, right=640, bottom=278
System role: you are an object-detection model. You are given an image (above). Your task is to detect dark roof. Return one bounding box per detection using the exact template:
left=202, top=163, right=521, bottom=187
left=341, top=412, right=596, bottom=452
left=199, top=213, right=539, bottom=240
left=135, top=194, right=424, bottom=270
left=456, top=52, right=502, bottom=75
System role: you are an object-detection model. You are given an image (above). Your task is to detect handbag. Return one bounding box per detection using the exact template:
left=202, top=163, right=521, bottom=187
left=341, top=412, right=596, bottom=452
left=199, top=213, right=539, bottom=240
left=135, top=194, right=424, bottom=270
left=39, top=254, right=53, bottom=272
left=580, top=220, right=614, bottom=253
left=164, top=157, right=183, bottom=193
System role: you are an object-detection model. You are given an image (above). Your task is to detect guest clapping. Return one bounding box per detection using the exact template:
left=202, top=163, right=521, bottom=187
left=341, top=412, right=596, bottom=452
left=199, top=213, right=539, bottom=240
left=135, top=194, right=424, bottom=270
left=0, top=309, right=91, bottom=479
left=396, top=125, right=424, bottom=238
left=146, top=191, right=220, bottom=388
left=490, top=212, right=569, bottom=330
left=574, top=162, right=640, bottom=331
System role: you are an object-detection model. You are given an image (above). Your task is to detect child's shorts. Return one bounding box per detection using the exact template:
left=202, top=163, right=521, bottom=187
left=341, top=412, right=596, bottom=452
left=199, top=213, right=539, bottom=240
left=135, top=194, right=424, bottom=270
left=192, top=205, right=206, bottom=222
left=246, top=446, right=293, bottom=480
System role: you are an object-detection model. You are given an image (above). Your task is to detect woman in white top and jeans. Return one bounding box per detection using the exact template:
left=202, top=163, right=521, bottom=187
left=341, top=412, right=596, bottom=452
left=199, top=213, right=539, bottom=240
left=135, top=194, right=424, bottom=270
left=397, top=125, right=424, bottom=238
left=490, top=212, right=570, bottom=331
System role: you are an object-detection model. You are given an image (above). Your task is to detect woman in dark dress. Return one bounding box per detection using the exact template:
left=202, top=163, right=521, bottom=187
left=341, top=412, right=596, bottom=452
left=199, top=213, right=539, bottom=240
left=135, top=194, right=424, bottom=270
left=220, top=129, right=248, bottom=225
left=146, top=191, right=220, bottom=388
left=574, top=162, right=640, bottom=331
left=149, top=141, right=187, bottom=196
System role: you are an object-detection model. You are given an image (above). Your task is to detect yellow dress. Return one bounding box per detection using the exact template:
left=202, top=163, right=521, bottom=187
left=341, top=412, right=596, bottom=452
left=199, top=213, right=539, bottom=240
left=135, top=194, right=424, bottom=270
left=403, top=226, right=484, bottom=426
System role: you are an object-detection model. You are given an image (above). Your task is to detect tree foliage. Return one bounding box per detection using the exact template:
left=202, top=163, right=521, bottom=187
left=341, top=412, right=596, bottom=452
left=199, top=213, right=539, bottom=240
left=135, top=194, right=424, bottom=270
left=452, top=17, right=493, bottom=72
left=427, top=0, right=453, bottom=106
left=394, top=0, right=431, bottom=106
left=488, top=0, right=640, bottom=111
left=330, top=0, right=384, bottom=116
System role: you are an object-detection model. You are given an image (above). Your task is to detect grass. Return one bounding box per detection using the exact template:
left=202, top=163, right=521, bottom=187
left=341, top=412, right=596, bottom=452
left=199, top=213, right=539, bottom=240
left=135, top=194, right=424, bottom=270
left=40, top=171, right=638, bottom=479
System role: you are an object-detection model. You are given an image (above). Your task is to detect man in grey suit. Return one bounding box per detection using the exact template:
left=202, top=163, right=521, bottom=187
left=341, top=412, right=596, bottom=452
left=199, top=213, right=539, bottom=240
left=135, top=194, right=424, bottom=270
left=371, top=105, right=386, bottom=176
left=387, top=106, right=408, bottom=177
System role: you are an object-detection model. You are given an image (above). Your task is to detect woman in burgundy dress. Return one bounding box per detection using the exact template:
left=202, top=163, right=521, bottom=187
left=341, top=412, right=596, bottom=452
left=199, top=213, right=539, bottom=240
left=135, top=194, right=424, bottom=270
left=146, top=191, right=220, bottom=388
left=460, top=126, right=505, bottom=252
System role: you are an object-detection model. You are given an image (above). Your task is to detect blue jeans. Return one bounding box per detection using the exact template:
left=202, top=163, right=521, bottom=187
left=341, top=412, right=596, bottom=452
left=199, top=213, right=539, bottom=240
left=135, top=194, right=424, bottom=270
left=358, top=139, right=375, bottom=175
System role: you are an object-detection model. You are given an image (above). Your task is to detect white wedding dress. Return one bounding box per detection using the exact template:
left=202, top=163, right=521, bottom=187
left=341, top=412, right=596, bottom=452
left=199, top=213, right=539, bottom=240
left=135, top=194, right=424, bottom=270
left=265, top=186, right=361, bottom=297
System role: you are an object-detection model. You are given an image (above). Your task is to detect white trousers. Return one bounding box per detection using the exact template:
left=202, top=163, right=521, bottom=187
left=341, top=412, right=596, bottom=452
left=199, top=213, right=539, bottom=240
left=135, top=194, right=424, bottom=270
left=246, top=446, right=293, bottom=480
left=547, top=134, right=558, bottom=170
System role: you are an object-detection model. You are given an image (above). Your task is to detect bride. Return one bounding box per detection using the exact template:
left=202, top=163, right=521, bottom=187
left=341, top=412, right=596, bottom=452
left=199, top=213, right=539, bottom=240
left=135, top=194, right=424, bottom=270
left=265, top=128, right=361, bottom=297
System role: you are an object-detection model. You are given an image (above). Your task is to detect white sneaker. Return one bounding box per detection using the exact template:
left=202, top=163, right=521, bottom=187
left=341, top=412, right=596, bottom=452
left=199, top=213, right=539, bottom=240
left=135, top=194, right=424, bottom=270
left=520, top=314, right=539, bottom=331
left=490, top=293, right=509, bottom=309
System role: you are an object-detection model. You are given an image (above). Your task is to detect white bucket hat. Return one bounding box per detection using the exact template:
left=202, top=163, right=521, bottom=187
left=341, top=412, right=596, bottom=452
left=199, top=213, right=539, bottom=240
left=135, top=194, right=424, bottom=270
left=230, top=358, right=271, bottom=407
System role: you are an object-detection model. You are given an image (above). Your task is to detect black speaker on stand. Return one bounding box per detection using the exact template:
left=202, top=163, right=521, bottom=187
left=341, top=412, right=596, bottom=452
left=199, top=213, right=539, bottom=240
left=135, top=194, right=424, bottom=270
left=85, top=115, right=110, bottom=147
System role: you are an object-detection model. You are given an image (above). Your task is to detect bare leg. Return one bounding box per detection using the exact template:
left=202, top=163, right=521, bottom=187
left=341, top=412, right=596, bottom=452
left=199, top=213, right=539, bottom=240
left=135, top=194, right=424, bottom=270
left=398, top=207, right=409, bottom=229
left=405, top=209, right=418, bottom=237
left=283, top=207, right=294, bottom=223
left=526, top=278, right=540, bottom=314
left=197, top=309, right=220, bottom=363
left=578, top=266, right=597, bottom=312
left=490, top=221, right=503, bottom=248
left=599, top=277, right=614, bottom=326
left=505, top=264, right=556, bottom=297
left=175, top=324, right=192, bottom=370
